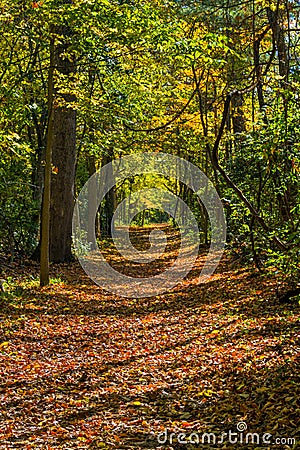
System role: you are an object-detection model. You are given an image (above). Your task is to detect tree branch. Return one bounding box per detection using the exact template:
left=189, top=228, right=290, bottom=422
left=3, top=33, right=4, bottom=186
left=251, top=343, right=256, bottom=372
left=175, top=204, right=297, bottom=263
left=124, top=73, right=203, bottom=133
left=210, top=89, right=288, bottom=252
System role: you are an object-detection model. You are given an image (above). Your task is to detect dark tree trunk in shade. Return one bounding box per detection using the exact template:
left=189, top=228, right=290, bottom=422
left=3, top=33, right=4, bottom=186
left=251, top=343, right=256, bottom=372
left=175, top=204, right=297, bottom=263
left=87, top=155, right=99, bottom=248
left=49, top=22, right=76, bottom=263
left=102, top=153, right=116, bottom=238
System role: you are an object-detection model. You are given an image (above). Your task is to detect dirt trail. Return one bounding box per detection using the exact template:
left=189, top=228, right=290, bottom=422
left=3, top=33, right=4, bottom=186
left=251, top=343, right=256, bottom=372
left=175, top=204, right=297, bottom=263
left=0, top=227, right=299, bottom=449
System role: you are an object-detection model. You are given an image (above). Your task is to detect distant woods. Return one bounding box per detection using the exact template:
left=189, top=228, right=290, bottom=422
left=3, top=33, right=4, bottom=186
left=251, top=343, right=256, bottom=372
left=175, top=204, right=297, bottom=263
left=0, top=0, right=299, bottom=285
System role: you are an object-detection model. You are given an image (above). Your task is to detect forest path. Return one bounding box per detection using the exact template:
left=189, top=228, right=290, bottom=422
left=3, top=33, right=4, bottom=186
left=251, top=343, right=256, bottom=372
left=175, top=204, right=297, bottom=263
left=0, top=226, right=298, bottom=448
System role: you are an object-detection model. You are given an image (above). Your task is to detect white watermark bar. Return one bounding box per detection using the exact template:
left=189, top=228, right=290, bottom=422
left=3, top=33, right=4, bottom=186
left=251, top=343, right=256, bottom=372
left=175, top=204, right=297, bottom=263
left=157, top=422, right=296, bottom=446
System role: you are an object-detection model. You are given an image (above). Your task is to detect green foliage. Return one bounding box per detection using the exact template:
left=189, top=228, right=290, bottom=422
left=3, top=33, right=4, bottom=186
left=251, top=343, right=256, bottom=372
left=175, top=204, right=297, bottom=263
left=0, top=0, right=299, bottom=283
left=0, top=132, right=39, bottom=257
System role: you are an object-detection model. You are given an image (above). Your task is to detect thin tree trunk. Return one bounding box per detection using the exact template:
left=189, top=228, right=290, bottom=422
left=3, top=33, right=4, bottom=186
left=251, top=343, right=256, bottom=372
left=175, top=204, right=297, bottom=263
left=40, top=34, right=54, bottom=287
left=102, top=153, right=116, bottom=237
left=87, top=155, right=99, bottom=248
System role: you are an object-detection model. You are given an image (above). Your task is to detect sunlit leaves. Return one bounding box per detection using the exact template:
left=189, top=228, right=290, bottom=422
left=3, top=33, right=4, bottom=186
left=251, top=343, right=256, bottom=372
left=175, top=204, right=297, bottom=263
left=0, top=232, right=299, bottom=446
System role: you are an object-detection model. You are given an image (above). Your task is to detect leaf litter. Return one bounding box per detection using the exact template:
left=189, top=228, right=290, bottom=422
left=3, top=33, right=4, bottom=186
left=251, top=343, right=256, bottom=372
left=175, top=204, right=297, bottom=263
left=0, top=227, right=299, bottom=449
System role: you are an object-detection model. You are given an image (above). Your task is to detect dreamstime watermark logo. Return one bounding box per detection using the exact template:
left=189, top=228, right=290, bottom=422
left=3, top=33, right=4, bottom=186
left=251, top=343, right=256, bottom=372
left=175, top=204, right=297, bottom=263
left=156, top=422, right=296, bottom=446
left=72, top=153, right=226, bottom=298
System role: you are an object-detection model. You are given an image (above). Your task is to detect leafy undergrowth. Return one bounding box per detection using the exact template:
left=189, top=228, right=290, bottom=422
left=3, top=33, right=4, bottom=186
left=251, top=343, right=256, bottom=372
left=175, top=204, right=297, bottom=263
left=0, top=227, right=299, bottom=449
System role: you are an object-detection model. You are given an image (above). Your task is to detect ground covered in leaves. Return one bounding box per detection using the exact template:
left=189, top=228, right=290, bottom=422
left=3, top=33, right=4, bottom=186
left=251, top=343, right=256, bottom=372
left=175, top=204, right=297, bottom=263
left=0, top=227, right=299, bottom=449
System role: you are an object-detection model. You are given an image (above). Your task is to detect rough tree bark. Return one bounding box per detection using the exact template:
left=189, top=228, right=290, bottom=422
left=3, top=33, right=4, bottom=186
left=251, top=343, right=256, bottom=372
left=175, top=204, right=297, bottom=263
left=49, top=16, right=76, bottom=263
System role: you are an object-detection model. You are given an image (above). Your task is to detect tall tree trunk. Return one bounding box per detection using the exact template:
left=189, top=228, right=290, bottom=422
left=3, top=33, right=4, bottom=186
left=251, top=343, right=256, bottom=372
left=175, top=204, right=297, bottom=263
left=87, top=154, right=99, bottom=247
left=267, top=3, right=296, bottom=223
left=266, top=4, right=288, bottom=82
left=102, top=153, right=116, bottom=238
left=40, top=34, right=54, bottom=286
left=49, top=19, right=76, bottom=263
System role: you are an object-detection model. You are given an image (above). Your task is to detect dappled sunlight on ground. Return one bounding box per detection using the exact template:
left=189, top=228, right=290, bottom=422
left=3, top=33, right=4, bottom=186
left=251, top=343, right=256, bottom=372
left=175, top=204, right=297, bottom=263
left=0, top=227, right=299, bottom=448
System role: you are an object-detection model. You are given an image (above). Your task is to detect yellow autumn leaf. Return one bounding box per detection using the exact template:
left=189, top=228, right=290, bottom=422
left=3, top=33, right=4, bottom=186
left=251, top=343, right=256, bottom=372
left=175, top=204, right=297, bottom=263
left=0, top=342, right=10, bottom=348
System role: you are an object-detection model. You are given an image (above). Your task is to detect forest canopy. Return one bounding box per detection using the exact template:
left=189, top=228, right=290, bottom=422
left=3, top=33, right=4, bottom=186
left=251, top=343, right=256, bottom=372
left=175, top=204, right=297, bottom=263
left=0, top=0, right=299, bottom=284
left=0, top=1, right=299, bottom=447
